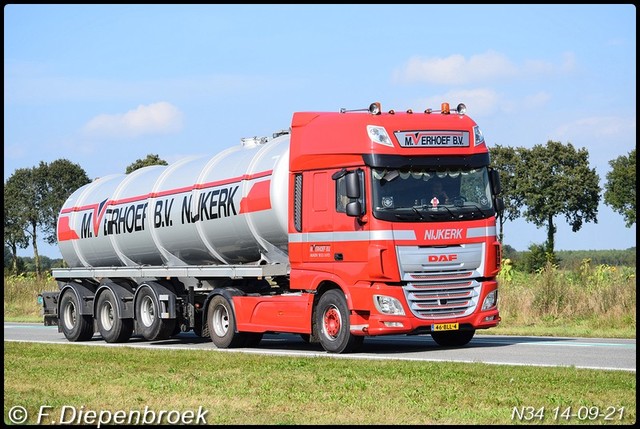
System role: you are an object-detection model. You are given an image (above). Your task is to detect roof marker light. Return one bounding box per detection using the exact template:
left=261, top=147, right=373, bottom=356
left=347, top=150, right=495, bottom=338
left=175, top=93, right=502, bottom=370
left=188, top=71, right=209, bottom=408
left=456, top=103, right=467, bottom=115
left=369, top=102, right=381, bottom=115
left=406, top=109, right=413, bottom=114
left=441, top=102, right=450, bottom=114
left=424, top=108, right=433, bottom=114
left=388, top=109, right=395, bottom=114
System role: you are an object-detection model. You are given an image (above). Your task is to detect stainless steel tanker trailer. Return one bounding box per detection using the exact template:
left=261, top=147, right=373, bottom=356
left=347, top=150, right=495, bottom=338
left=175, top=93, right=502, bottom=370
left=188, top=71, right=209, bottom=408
left=43, top=133, right=290, bottom=345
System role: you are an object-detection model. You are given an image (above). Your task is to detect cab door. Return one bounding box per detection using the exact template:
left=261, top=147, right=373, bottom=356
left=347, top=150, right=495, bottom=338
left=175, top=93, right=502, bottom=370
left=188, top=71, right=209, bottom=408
left=300, top=170, right=335, bottom=266
left=331, top=168, right=369, bottom=279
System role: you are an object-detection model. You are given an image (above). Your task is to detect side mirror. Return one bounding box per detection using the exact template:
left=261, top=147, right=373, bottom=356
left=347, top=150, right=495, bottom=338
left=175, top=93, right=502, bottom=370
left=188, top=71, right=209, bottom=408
left=346, top=171, right=360, bottom=199
left=346, top=201, right=363, bottom=217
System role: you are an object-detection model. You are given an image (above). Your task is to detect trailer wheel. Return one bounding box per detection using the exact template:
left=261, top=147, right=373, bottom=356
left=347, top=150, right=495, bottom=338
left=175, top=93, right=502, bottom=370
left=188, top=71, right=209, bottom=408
left=207, top=295, right=247, bottom=348
left=431, top=329, right=476, bottom=347
left=135, top=287, right=176, bottom=341
left=96, top=290, right=133, bottom=343
left=59, top=290, right=94, bottom=341
left=315, top=289, right=364, bottom=354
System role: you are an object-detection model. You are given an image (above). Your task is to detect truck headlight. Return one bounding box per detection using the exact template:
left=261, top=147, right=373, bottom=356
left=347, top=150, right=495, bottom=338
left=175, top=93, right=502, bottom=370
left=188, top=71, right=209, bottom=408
left=482, top=290, right=497, bottom=311
left=374, top=295, right=405, bottom=315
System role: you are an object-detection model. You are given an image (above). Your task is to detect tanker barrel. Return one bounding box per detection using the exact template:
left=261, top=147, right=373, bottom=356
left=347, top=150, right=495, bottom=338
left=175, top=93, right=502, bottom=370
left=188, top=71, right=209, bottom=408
left=57, top=135, right=290, bottom=268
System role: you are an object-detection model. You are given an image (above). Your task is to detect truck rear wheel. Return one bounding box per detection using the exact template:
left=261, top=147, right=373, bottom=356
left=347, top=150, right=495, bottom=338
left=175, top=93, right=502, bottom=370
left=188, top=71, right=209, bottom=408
left=135, top=287, right=176, bottom=341
left=59, top=290, right=94, bottom=341
left=207, top=295, right=247, bottom=348
left=315, top=289, right=363, bottom=354
left=431, top=329, right=475, bottom=347
left=96, top=290, right=133, bottom=343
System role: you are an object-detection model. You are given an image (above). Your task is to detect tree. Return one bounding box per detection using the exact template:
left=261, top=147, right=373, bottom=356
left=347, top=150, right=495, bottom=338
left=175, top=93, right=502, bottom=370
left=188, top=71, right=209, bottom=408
left=489, top=145, right=524, bottom=244
left=4, top=183, right=29, bottom=273
left=125, top=154, right=168, bottom=174
left=516, top=140, right=600, bottom=255
left=4, top=167, right=42, bottom=276
left=3, top=160, right=90, bottom=277
left=41, top=159, right=91, bottom=244
left=3, top=246, right=10, bottom=269
left=604, top=148, right=636, bottom=227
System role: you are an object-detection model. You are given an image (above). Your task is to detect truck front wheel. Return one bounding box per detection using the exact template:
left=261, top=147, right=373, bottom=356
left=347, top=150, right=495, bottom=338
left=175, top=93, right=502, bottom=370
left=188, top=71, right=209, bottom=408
left=207, top=295, right=247, bottom=348
left=431, top=329, right=475, bottom=347
left=59, top=290, right=94, bottom=341
left=315, top=289, right=364, bottom=354
left=96, top=290, right=133, bottom=343
left=135, top=287, right=176, bottom=341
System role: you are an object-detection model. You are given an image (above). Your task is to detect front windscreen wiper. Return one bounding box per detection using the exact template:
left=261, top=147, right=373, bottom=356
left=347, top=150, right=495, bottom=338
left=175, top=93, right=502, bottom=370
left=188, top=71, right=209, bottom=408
left=416, top=204, right=461, bottom=220
left=394, top=212, right=423, bottom=221
left=411, top=206, right=426, bottom=220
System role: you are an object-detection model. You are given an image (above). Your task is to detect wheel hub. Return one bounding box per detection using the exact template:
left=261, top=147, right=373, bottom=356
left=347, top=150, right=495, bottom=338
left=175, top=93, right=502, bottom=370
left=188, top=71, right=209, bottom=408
left=323, top=306, right=341, bottom=339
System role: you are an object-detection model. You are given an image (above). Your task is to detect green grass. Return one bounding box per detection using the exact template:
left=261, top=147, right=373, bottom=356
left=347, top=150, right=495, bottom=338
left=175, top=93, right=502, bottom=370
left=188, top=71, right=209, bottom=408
left=3, top=342, right=636, bottom=425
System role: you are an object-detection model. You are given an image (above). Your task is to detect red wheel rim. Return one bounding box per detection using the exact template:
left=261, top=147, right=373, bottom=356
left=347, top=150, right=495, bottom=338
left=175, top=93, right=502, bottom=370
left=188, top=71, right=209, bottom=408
left=323, top=306, right=341, bottom=339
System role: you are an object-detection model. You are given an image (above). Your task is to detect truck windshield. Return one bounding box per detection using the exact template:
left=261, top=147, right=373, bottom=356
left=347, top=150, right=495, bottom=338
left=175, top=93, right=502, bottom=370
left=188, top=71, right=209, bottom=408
left=371, top=167, right=496, bottom=222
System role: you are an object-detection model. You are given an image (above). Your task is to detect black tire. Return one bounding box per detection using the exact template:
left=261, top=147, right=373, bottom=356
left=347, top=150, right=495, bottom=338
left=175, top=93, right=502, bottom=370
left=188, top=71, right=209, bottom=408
left=431, top=329, right=476, bottom=347
left=59, top=290, right=94, bottom=341
left=96, top=290, right=133, bottom=343
left=314, top=289, right=364, bottom=353
left=135, top=287, right=176, bottom=341
left=207, top=295, right=247, bottom=348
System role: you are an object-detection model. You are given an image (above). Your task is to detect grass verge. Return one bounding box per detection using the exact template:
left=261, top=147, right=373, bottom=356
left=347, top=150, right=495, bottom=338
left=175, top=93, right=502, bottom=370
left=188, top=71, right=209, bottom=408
left=3, top=342, right=636, bottom=425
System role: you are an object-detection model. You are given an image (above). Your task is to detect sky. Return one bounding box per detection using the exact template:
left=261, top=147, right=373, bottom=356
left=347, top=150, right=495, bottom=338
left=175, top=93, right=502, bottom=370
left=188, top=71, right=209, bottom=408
left=4, top=4, right=636, bottom=259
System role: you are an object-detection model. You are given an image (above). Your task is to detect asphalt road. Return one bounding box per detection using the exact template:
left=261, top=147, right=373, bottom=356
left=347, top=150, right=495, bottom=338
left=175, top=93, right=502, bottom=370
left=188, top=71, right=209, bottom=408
left=4, top=322, right=635, bottom=372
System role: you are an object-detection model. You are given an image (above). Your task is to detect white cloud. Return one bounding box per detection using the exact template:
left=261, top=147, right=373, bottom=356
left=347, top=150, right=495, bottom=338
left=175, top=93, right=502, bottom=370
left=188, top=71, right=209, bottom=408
left=554, top=116, right=636, bottom=140
left=394, top=50, right=575, bottom=85
left=559, top=52, right=576, bottom=73
left=82, top=102, right=183, bottom=138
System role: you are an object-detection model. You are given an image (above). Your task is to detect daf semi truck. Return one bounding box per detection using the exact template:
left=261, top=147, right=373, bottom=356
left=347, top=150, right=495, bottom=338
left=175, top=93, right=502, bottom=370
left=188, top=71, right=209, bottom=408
left=40, top=101, right=504, bottom=353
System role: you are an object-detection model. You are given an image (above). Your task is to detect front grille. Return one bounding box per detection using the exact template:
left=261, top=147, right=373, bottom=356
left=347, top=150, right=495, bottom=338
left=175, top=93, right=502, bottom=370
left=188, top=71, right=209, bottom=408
left=407, top=270, right=475, bottom=281
left=403, top=279, right=480, bottom=319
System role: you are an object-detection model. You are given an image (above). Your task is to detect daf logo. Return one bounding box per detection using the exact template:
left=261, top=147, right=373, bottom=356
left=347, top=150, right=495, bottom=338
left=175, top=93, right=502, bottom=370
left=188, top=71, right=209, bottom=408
left=428, top=254, right=458, bottom=262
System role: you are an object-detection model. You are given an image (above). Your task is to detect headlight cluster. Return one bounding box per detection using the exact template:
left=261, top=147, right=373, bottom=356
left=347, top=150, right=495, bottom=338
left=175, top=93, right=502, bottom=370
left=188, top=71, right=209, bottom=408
left=374, top=295, right=405, bottom=315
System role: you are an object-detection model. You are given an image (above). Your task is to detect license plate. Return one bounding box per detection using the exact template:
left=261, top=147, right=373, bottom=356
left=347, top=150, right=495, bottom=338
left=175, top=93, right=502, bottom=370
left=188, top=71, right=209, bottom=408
left=432, top=323, right=459, bottom=331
